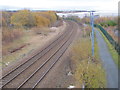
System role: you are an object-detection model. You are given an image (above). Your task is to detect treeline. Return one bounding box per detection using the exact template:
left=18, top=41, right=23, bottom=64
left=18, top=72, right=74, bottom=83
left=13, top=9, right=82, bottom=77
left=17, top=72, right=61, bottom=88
left=2, top=10, right=58, bottom=28
left=65, top=15, right=117, bottom=27
left=64, top=15, right=86, bottom=25
left=2, top=10, right=58, bottom=45
left=95, top=16, right=117, bottom=27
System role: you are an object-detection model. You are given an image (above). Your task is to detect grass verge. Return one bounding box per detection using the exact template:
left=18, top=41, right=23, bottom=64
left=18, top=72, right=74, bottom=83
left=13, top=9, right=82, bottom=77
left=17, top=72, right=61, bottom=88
left=71, top=31, right=106, bottom=88
left=98, top=29, right=119, bottom=69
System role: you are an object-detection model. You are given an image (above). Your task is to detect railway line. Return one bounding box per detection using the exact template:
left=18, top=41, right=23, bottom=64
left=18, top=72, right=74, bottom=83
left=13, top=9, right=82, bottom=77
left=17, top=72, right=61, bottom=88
left=1, top=21, right=78, bottom=89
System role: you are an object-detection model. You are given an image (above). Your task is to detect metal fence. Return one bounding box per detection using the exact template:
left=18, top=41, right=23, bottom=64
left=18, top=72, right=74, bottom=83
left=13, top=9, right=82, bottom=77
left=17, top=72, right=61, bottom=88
left=95, top=24, right=120, bottom=55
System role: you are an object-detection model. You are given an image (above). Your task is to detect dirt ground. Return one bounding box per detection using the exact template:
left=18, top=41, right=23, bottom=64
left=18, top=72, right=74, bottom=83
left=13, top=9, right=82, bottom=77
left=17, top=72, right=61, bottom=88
left=2, top=21, right=67, bottom=71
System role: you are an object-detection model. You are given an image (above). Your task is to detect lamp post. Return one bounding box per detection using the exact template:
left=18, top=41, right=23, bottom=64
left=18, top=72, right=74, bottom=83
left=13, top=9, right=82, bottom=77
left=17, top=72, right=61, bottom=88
left=90, top=11, right=94, bottom=56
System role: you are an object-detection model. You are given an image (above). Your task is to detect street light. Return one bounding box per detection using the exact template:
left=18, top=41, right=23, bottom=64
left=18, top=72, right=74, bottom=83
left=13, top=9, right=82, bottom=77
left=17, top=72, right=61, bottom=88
left=90, top=11, right=94, bottom=56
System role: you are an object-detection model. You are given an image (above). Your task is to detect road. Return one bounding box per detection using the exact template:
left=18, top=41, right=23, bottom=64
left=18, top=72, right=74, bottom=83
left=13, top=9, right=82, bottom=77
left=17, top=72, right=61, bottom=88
left=95, top=29, right=118, bottom=88
left=1, top=21, right=78, bottom=89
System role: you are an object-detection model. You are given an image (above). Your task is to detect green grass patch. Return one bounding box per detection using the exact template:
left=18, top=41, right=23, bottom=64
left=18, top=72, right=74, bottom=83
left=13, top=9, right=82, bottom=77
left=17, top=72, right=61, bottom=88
left=100, top=20, right=117, bottom=27
left=98, top=29, right=119, bottom=68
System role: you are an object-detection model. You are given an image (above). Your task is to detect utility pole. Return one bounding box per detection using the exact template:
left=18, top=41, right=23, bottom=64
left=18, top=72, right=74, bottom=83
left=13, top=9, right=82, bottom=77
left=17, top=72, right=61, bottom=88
left=90, top=11, right=94, bottom=56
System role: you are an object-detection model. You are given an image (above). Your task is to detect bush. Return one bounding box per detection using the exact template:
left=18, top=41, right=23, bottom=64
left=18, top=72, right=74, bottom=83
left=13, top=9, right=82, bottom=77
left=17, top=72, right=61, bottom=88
left=100, top=20, right=117, bottom=27
left=81, top=17, right=90, bottom=24
left=106, top=20, right=117, bottom=26
left=71, top=38, right=91, bottom=62
left=95, top=17, right=117, bottom=27
left=2, top=28, right=23, bottom=44
left=83, top=26, right=92, bottom=37
left=71, top=38, right=106, bottom=88
left=75, top=59, right=106, bottom=88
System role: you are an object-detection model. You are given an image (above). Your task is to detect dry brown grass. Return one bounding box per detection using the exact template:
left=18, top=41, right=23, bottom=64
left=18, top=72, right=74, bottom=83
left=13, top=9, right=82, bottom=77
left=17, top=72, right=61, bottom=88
left=2, top=27, right=24, bottom=55
left=71, top=38, right=91, bottom=63
left=83, top=26, right=92, bottom=37
left=71, top=37, right=106, bottom=88
left=2, top=21, right=66, bottom=67
left=71, top=24, right=106, bottom=88
left=32, top=27, right=50, bottom=35
left=2, top=27, right=23, bottom=44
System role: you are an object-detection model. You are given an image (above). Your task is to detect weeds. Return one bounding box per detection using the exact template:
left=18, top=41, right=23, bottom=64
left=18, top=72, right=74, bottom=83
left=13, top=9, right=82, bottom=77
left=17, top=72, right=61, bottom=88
left=75, top=59, right=106, bottom=88
left=71, top=25, right=106, bottom=88
left=83, top=26, right=91, bottom=37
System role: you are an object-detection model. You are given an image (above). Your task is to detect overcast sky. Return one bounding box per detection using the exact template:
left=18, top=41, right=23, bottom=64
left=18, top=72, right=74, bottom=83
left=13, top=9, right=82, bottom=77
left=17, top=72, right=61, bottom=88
left=0, top=0, right=119, bottom=13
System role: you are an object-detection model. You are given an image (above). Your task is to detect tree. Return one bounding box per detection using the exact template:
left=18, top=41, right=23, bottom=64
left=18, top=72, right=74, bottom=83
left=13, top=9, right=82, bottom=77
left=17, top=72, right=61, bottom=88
left=34, top=13, right=50, bottom=27
left=39, top=11, right=57, bottom=24
left=2, top=11, right=12, bottom=27
left=11, top=10, right=36, bottom=27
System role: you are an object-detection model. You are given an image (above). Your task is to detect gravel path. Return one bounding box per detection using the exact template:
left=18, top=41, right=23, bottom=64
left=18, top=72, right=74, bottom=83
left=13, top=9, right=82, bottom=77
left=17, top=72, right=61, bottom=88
left=95, top=29, right=118, bottom=88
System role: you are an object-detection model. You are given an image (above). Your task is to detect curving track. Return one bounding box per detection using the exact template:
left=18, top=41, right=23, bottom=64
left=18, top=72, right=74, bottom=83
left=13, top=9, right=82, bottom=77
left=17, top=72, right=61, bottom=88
left=1, top=21, right=78, bottom=89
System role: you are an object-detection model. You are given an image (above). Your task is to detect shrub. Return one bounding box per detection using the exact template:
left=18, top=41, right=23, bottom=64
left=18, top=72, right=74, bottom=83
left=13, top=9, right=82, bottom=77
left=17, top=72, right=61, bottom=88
left=81, top=17, right=90, bottom=24
left=106, top=20, right=117, bottom=26
left=2, top=28, right=23, bottom=44
left=100, top=20, right=117, bottom=27
left=71, top=38, right=106, bottom=88
left=83, top=26, right=92, bottom=37
left=95, top=16, right=117, bottom=27
left=71, top=38, right=91, bottom=63
left=75, top=59, right=106, bottom=88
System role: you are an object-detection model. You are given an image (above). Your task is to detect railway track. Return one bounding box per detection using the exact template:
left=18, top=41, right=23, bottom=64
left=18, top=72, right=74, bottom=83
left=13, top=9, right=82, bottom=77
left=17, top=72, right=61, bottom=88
left=1, top=21, right=69, bottom=79
left=1, top=21, right=70, bottom=87
left=1, top=21, right=78, bottom=89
